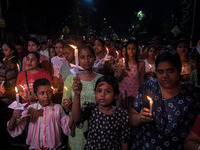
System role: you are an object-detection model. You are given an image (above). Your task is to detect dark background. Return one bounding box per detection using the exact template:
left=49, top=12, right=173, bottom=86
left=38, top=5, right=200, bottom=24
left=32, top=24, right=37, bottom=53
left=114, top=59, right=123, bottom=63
left=0, top=0, right=199, bottom=44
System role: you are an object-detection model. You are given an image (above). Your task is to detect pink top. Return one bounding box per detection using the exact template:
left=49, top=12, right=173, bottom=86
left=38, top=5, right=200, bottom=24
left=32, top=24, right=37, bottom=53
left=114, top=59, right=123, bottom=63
left=7, top=103, right=71, bottom=149
left=51, top=56, right=67, bottom=78
left=119, top=61, right=144, bottom=98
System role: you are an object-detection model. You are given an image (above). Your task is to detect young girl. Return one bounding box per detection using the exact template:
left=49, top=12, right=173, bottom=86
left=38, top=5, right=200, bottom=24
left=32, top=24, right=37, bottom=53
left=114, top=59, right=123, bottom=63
left=7, top=78, right=71, bottom=149
left=175, top=38, right=196, bottom=81
left=72, top=75, right=130, bottom=150
left=2, top=42, right=21, bottom=73
left=93, top=39, right=118, bottom=77
left=17, top=52, right=52, bottom=105
left=118, top=40, right=145, bottom=99
left=51, top=39, right=67, bottom=88
left=144, top=45, right=157, bottom=81
left=62, top=45, right=102, bottom=150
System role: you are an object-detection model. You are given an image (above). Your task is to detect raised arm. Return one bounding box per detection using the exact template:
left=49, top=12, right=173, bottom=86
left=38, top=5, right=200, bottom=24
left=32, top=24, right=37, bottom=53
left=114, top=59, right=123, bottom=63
left=71, top=75, right=82, bottom=122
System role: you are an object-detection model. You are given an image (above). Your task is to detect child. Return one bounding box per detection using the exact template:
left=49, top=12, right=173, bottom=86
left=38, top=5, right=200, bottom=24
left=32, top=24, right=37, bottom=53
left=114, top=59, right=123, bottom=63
left=7, top=78, right=71, bottom=149
left=72, top=75, right=130, bottom=150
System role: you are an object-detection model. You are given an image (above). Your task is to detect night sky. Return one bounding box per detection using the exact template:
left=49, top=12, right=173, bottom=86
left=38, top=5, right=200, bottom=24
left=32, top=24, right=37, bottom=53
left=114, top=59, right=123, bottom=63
left=1, top=0, right=199, bottom=42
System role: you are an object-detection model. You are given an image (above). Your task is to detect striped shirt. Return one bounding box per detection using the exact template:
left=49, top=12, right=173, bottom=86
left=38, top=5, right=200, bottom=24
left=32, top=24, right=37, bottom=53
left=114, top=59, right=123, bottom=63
left=7, top=102, right=71, bottom=149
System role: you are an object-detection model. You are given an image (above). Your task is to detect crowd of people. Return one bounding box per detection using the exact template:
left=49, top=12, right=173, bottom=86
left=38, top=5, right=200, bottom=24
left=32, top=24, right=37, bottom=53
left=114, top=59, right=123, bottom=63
left=0, top=34, right=200, bottom=150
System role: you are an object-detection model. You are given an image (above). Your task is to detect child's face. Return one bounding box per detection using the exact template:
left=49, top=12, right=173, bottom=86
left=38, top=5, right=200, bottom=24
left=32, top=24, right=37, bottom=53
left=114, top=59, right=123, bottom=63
left=94, top=40, right=104, bottom=54
left=79, top=48, right=95, bottom=70
left=176, top=42, right=189, bottom=57
left=62, top=48, right=75, bottom=63
left=35, top=85, right=53, bottom=107
left=127, top=43, right=137, bottom=57
left=148, top=47, right=156, bottom=58
left=95, top=82, right=117, bottom=107
left=49, top=48, right=56, bottom=58
left=54, top=42, right=63, bottom=57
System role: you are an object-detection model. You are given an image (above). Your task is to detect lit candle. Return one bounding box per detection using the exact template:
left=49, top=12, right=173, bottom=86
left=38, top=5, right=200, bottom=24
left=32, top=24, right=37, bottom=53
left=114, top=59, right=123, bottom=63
left=19, top=84, right=27, bottom=97
left=116, top=51, right=119, bottom=58
left=104, top=47, right=109, bottom=61
left=61, top=35, right=64, bottom=39
left=149, top=64, right=152, bottom=72
left=64, top=86, right=70, bottom=97
left=69, top=44, right=79, bottom=68
left=15, top=87, right=20, bottom=106
left=122, top=58, right=125, bottom=66
left=17, top=63, right=20, bottom=72
left=147, top=96, right=153, bottom=114
left=51, top=86, right=56, bottom=94
left=0, top=81, right=5, bottom=90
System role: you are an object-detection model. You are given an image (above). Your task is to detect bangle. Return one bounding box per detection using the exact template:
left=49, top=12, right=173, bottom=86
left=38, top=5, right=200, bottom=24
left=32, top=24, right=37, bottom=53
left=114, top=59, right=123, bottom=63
left=138, top=114, right=141, bottom=121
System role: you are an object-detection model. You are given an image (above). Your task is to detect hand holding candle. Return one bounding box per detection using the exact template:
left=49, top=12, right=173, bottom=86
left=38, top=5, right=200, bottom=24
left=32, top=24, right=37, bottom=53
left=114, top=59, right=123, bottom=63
left=19, top=84, right=27, bottom=97
left=69, top=44, right=79, bottom=69
left=15, top=87, right=20, bottom=107
left=147, top=96, right=153, bottom=114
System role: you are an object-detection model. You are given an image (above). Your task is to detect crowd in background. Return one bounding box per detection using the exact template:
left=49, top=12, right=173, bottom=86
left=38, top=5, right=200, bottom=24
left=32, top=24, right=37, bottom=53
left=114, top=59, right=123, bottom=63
left=0, top=34, right=200, bottom=150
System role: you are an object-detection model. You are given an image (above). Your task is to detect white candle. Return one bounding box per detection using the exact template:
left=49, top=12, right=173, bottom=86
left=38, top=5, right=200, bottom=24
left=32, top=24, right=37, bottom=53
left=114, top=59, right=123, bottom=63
left=15, top=87, right=20, bottom=106
left=69, top=44, right=79, bottom=68
left=64, top=86, right=70, bottom=97
left=17, top=64, right=20, bottom=72
left=122, top=58, right=125, bottom=66
left=19, top=84, right=26, bottom=97
left=61, top=35, right=64, bottom=39
left=104, top=47, right=109, bottom=61
left=149, top=64, right=152, bottom=72
left=147, top=96, right=153, bottom=114
left=0, top=81, right=5, bottom=90
left=116, top=51, right=119, bottom=58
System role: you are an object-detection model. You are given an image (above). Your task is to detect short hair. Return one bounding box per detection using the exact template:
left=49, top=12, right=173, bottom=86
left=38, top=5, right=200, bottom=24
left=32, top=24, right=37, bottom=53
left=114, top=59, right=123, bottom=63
left=94, top=75, right=119, bottom=96
left=95, top=38, right=105, bottom=47
left=155, top=50, right=182, bottom=74
left=33, top=78, right=51, bottom=94
left=28, top=37, right=40, bottom=46
left=79, top=45, right=96, bottom=58
left=26, top=51, right=40, bottom=62
left=54, top=39, right=65, bottom=47
left=175, top=38, right=189, bottom=50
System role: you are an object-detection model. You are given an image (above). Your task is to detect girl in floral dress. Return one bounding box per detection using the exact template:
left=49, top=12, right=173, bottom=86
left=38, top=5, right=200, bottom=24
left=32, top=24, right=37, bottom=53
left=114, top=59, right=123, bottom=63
left=118, top=40, right=145, bottom=99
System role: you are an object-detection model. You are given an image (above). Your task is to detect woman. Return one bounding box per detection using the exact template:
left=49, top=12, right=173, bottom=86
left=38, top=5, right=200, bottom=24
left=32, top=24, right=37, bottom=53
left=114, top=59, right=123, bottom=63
left=62, top=46, right=102, bottom=150
left=130, top=50, right=200, bottom=149
left=17, top=51, right=52, bottom=106
left=118, top=40, right=145, bottom=99
left=175, top=38, right=196, bottom=81
left=93, top=39, right=117, bottom=77
left=22, top=37, right=51, bottom=73
left=144, top=45, right=157, bottom=81
left=2, top=42, right=21, bottom=73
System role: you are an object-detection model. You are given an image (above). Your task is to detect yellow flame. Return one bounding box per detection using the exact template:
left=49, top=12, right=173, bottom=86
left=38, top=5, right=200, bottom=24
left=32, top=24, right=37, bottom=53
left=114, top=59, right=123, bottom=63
left=15, top=87, right=18, bottom=93
left=69, top=44, right=77, bottom=49
left=147, top=96, right=152, bottom=101
left=149, top=64, right=152, bottom=68
left=106, top=47, right=109, bottom=54
left=64, top=86, right=68, bottom=91
left=51, top=86, right=55, bottom=90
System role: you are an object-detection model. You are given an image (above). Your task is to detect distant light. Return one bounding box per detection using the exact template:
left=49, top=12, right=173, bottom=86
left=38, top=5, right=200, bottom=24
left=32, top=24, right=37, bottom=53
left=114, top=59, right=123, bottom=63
left=109, top=26, right=111, bottom=28
left=132, top=25, right=134, bottom=28
left=104, top=18, right=106, bottom=20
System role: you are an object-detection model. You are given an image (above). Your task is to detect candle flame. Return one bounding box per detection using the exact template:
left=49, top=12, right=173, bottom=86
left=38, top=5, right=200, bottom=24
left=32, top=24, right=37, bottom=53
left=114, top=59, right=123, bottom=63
left=51, top=86, right=55, bottom=90
left=69, top=44, right=77, bottom=49
left=149, top=64, right=152, bottom=68
left=19, top=84, right=25, bottom=89
left=15, top=87, right=18, bottom=93
left=147, top=96, right=152, bottom=101
left=64, top=86, right=68, bottom=92
left=106, top=47, right=109, bottom=54
left=116, top=51, right=119, bottom=56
